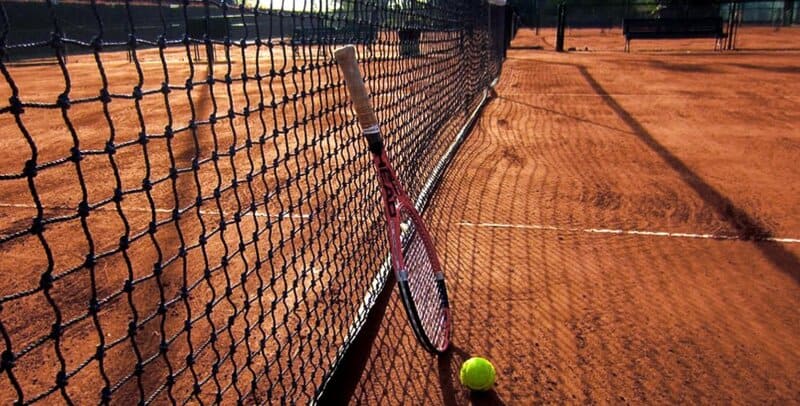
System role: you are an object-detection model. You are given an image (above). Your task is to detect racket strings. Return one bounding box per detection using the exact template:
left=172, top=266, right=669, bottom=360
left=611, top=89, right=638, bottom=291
left=406, top=234, right=444, bottom=337
left=400, top=209, right=448, bottom=348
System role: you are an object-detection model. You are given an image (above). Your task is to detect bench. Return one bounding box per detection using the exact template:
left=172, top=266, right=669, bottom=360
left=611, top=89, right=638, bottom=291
left=622, top=17, right=726, bottom=52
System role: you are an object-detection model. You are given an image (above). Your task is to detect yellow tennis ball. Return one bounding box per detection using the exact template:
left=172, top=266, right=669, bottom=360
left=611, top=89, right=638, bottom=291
left=459, top=357, right=496, bottom=391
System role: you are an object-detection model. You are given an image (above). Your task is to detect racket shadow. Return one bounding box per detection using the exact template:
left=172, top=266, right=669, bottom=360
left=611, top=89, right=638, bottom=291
left=574, top=62, right=800, bottom=284
left=315, top=272, right=397, bottom=404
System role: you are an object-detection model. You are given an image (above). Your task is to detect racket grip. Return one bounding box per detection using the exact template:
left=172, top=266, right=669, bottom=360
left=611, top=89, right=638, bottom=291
left=334, top=45, right=380, bottom=132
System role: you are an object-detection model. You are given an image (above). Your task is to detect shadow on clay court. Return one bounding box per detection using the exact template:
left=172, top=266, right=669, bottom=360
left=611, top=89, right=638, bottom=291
left=316, top=269, right=397, bottom=404
left=647, top=59, right=721, bottom=74
left=724, top=62, right=800, bottom=75
left=508, top=45, right=545, bottom=50
left=572, top=62, right=800, bottom=284
left=495, top=95, right=634, bottom=136
left=317, top=56, right=800, bottom=403
left=317, top=250, right=510, bottom=405
left=315, top=275, right=470, bottom=405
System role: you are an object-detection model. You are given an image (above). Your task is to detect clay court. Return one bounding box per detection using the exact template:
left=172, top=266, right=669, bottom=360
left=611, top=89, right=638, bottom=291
left=324, top=28, right=800, bottom=403
left=0, top=3, right=799, bottom=403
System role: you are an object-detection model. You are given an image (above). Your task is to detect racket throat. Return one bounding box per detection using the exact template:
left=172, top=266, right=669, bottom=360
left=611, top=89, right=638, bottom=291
left=374, top=154, right=402, bottom=220
left=397, top=269, right=409, bottom=282
left=436, top=277, right=450, bottom=307
left=363, top=127, right=384, bottom=153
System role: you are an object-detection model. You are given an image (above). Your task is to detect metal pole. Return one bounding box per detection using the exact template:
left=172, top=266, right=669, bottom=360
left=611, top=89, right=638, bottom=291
left=735, top=1, right=742, bottom=48
left=726, top=2, right=733, bottom=50
left=784, top=0, right=795, bottom=26
left=727, top=2, right=741, bottom=51
left=555, top=3, right=565, bottom=52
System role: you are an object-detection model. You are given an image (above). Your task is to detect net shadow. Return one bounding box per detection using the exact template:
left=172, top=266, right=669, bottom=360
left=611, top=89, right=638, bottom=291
left=317, top=46, right=800, bottom=403
left=572, top=62, right=800, bottom=284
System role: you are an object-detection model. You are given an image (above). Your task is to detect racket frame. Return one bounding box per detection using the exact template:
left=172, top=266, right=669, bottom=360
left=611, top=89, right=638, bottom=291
left=371, top=142, right=451, bottom=353
left=334, top=45, right=451, bottom=353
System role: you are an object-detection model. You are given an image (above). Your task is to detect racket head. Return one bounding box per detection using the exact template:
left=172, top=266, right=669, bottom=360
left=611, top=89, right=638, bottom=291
left=393, top=200, right=451, bottom=354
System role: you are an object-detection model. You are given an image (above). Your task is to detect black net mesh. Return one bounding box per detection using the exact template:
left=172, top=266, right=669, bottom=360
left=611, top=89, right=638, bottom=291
left=0, top=0, right=511, bottom=403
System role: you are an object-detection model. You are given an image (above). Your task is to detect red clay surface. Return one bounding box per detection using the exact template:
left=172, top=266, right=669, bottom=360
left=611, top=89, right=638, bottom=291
left=327, top=28, right=800, bottom=404
left=0, top=41, right=471, bottom=404
left=0, top=46, right=357, bottom=404
left=1, top=25, right=799, bottom=404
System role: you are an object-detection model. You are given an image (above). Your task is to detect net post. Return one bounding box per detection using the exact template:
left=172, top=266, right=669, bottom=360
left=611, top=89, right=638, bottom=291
left=732, top=1, right=742, bottom=50
left=556, top=2, right=566, bottom=52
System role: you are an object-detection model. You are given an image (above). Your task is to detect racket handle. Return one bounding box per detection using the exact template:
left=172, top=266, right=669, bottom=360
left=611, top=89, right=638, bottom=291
left=334, top=45, right=380, bottom=132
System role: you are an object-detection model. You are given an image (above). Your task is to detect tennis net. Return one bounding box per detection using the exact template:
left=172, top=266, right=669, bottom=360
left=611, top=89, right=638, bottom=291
left=0, top=0, right=514, bottom=403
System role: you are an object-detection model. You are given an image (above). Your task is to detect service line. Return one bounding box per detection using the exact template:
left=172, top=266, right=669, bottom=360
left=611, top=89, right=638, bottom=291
left=505, top=92, right=798, bottom=99
left=456, top=221, right=800, bottom=244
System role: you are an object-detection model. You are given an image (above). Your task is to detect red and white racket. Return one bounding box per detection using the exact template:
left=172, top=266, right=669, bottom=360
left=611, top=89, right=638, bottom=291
left=334, top=45, right=451, bottom=353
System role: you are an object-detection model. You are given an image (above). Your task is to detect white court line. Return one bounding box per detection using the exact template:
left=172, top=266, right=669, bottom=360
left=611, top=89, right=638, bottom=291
left=504, top=93, right=799, bottom=99
left=456, top=221, right=800, bottom=244
left=503, top=92, right=680, bottom=96
left=0, top=202, right=310, bottom=220
left=534, top=93, right=680, bottom=97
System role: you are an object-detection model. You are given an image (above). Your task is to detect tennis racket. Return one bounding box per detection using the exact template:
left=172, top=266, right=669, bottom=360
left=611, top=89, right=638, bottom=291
left=334, top=45, right=451, bottom=354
